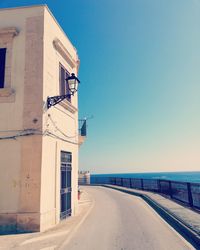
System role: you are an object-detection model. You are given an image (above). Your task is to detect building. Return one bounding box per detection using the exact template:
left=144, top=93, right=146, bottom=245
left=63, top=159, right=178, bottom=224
left=0, top=5, right=85, bottom=233
left=78, top=171, right=91, bottom=185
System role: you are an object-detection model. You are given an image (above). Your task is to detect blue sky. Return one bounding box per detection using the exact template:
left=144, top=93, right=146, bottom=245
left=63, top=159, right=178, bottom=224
left=1, top=0, right=200, bottom=173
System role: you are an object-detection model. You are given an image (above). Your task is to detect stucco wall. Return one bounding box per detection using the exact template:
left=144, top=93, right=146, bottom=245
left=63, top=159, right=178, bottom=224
left=0, top=6, right=44, bottom=220
left=17, top=11, right=44, bottom=232
left=0, top=6, right=44, bottom=232
left=0, top=5, right=80, bottom=233
left=40, top=8, right=79, bottom=230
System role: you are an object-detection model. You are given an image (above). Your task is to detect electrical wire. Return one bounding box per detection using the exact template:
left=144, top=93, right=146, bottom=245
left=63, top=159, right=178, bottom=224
left=0, top=128, right=41, bottom=133
left=48, top=115, right=78, bottom=139
left=0, top=114, right=82, bottom=145
left=46, top=131, right=79, bottom=145
left=0, top=129, right=43, bottom=140
left=0, top=129, right=80, bottom=145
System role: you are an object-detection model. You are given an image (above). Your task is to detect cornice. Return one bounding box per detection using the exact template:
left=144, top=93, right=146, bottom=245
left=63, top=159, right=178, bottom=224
left=53, top=38, right=79, bottom=69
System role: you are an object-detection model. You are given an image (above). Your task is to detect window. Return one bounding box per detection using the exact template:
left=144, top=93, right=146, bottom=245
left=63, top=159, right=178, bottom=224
left=59, top=64, right=71, bottom=102
left=60, top=151, right=72, bottom=219
left=0, top=48, right=6, bottom=88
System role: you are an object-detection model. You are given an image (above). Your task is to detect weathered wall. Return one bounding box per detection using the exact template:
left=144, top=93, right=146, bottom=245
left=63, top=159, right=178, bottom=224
left=18, top=12, right=44, bottom=232
left=0, top=5, right=80, bottom=233
left=40, top=8, right=79, bottom=231
left=0, top=6, right=44, bottom=232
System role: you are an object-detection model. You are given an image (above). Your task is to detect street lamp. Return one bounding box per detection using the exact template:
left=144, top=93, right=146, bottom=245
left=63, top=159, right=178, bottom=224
left=47, top=73, right=80, bottom=109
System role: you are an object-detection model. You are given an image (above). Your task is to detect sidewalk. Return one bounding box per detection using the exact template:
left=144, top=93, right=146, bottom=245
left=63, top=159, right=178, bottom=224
left=0, top=188, right=94, bottom=250
left=103, top=184, right=200, bottom=248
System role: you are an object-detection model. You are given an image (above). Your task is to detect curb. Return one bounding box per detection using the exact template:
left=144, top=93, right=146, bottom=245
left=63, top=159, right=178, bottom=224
left=58, top=191, right=95, bottom=250
left=103, top=184, right=200, bottom=249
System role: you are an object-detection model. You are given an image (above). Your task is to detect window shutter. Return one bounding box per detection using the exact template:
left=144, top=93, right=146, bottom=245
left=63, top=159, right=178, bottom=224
left=0, top=48, right=6, bottom=88
left=65, top=71, right=71, bottom=102
left=60, top=66, right=66, bottom=95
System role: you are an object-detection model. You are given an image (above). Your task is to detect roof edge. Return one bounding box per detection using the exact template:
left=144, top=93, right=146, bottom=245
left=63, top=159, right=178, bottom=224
left=0, top=4, right=78, bottom=56
left=0, top=4, right=48, bottom=11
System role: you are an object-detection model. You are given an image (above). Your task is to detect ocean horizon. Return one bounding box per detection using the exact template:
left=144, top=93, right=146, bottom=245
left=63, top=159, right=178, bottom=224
left=91, top=171, right=200, bottom=183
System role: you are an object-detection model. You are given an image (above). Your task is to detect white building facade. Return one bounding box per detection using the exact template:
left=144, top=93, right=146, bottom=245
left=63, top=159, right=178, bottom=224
left=0, top=5, right=82, bottom=233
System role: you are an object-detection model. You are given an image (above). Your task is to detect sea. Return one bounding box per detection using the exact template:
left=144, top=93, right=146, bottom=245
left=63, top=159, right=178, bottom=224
left=91, top=171, right=200, bottom=183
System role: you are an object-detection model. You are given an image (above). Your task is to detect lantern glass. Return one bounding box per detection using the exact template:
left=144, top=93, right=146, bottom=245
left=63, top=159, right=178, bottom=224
left=68, top=79, right=76, bottom=93
left=67, top=73, right=80, bottom=95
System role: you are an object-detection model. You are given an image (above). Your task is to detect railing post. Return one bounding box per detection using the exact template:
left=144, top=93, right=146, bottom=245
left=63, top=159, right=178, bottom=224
left=141, top=179, right=144, bottom=190
left=121, top=178, right=123, bottom=186
left=130, top=178, right=132, bottom=188
left=169, top=181, right=173, bottom=198
left=187, top=182, right=193, bottom=207
left=157, top=179, right=161, bottom=193
left=114, top=177, right=117, bottom=185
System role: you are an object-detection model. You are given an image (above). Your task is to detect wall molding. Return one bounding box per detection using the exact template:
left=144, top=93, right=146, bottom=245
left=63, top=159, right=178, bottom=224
left=59, top=99, right=78, bottom=114
left=0, top=27, right=19, bottom=37
left=53, top=38, right=79, bottom=69
left=0, top=88, right=15, bottom=103
left=0, top=27, right=19, bottom=103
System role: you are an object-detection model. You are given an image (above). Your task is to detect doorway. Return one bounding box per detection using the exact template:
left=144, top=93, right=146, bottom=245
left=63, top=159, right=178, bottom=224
left=60, top=151, right=72, bottom=219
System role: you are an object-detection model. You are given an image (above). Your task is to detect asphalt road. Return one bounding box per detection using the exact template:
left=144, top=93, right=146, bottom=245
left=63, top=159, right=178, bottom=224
left=64, top=186, right=194, bottom=250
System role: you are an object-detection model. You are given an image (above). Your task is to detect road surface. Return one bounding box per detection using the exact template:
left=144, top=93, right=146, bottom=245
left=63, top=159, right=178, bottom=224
left=64, top=186, right=194, bottom=250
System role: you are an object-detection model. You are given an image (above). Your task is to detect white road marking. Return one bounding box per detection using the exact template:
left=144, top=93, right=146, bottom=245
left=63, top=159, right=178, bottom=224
left=39, top=246, right=57, bottom=250
left=20, top=230, right=69, bottom=246
left=58, top=193, right=95, bottom=249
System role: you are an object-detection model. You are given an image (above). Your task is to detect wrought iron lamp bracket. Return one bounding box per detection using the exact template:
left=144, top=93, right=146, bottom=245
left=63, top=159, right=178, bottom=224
left=47, top=94, right=72, bottom=109
left=47, top=73, right=80, bottom=109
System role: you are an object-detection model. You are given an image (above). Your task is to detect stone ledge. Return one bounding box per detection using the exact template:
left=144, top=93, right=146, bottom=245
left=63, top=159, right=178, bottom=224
left=0, top=88, right=15, bottom=103
left=78, top=135, right=86, bottom=146
left=59, top=99, right=78, bottom=114
left=0, top=87, right=15, bottom=97
left=0, top=27, right=19, bottom=37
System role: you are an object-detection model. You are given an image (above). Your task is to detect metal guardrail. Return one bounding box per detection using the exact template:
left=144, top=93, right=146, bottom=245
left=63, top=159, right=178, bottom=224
left=90, top=177, right=200, bottom=210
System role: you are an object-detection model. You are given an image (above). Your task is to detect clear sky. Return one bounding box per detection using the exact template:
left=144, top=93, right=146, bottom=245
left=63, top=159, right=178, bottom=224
left=1, top=0, right=200, bottom=174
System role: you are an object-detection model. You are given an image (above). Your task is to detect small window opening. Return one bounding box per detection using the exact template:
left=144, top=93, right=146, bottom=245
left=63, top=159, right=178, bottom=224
left=0, top=48, right=6, bottom=88
left=59, top=64, right=71, bottom=102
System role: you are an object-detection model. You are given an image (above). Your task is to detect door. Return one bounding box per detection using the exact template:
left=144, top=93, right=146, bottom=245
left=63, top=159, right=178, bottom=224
left=60, top=151, right=72, bottom=219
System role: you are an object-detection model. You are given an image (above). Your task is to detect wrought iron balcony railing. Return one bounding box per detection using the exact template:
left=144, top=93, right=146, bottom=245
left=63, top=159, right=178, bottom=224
left=79, top=119, right=87, bottom=137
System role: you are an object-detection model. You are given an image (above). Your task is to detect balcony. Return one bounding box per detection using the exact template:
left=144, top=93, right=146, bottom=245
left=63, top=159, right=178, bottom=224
left=78, top=119, right=87, bottom=145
